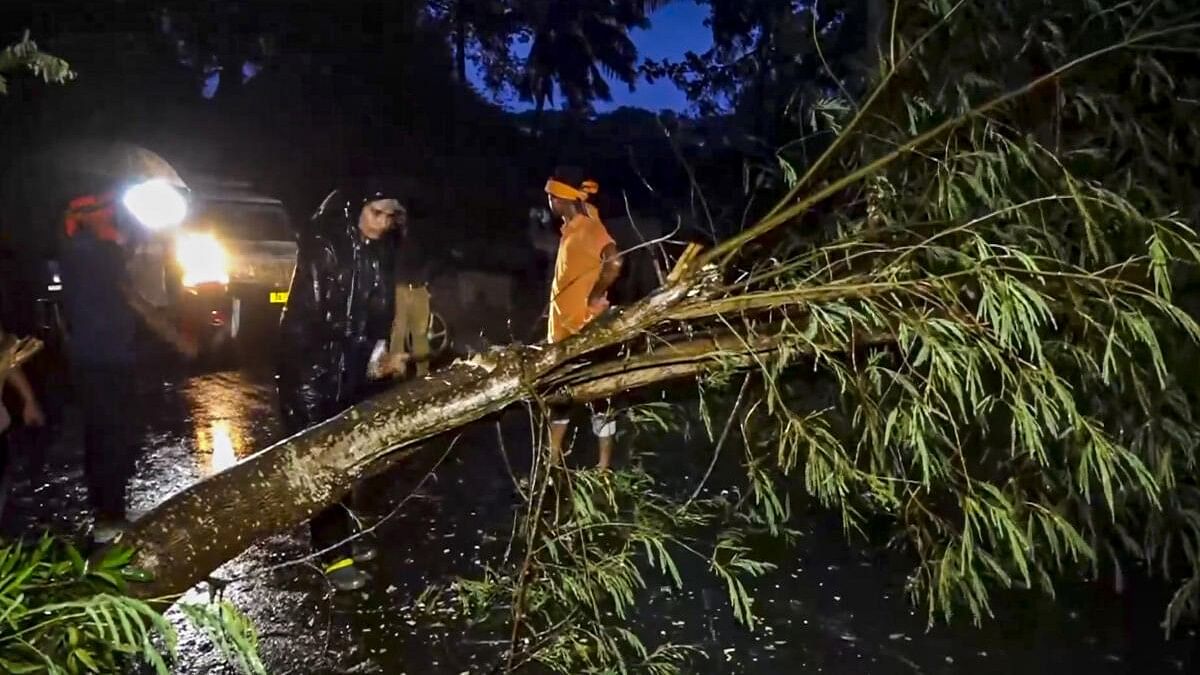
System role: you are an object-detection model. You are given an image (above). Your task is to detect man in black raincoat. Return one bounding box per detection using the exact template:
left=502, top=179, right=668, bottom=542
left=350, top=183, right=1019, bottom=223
left=277, top=186, right=408, bottom=592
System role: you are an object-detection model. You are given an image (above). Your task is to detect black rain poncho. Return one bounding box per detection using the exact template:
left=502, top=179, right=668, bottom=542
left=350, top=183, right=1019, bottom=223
left=276, top=189, right=397, bottom=433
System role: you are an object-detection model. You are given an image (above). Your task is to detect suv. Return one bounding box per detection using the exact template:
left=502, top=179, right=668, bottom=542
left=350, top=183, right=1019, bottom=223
left=170, top=187, right=297, bottom=363
left=123, top=181, right=298, bottom=365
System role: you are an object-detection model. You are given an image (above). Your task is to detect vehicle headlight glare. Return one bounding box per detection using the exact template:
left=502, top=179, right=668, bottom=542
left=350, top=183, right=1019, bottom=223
left=176, top=232, right=229, bottom=287
left=123, top=179, right=188, bottom=231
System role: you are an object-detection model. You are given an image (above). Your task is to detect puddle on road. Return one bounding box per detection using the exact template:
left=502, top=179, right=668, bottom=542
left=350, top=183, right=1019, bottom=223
left=182, top=373, right=264, bottom=475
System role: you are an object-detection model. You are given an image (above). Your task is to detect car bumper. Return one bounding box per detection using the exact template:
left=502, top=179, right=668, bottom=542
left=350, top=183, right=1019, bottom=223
left=176, top=282, right=288, bottom=345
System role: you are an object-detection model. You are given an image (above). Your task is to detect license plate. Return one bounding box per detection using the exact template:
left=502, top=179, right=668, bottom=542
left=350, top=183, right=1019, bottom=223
left=269, top=291, right=289, bottom=304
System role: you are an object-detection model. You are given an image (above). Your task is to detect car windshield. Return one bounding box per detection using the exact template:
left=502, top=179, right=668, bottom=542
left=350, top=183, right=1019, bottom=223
left=187, top=199, right=293, bottom=241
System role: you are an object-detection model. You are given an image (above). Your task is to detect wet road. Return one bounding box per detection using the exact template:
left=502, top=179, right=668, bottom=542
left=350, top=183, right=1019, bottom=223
left=3, top=357, right=1199, bottom=674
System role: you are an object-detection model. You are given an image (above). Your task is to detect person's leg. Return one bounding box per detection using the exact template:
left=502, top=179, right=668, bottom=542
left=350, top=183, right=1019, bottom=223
left=90, top=434, right=125, bottom=521
left=547, top=404, right=571, bottom=466
left=302, top=394, right=371, bottom=590
left=11, top=425, right=47, bottom=484
left=90, top=368, right=136, bottom=530
left=75, top=367, right=118, bottom=523
left=596, top=435, right=615, bottom=471
left=310, top=498, right=354, bottom=561
left=409, top=286, right=431, bottom=377
left=310, top=499, right=368, bottom=590
left=81, top=416, right=107, bottom=513
left=590, top=401, right=617, bottom=470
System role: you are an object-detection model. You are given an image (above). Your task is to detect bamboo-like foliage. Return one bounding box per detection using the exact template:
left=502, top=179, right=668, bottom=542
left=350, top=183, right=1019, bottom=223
left=0, top=31, right=73, bottom=95
left=435, top=0, right=1200, bottom=671
left=706, top=0, right=1200, bottom=629
left=450, top=468, right=721, bottom=673
left=0, top=537, right=264, bottom=674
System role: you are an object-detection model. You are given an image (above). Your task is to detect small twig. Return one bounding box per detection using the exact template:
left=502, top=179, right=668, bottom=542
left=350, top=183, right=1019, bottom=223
left=493, top=610, right=581, bottom=674
left=621, top=190, right=669, bottom=286
left=713, top=18, right=1200, bottom=272
left=494, top=420, right=524, bottom=499
left=685, top=375, right=752, bottom=507
left=761, top=0, right=973, bottom=224
left=211, top=435, right=462, bottom=586
left=505, top=398, right=562, bottom=672
left=656, top=116, right=719, bottom=243
left=812, top=1, right=858, bottom=111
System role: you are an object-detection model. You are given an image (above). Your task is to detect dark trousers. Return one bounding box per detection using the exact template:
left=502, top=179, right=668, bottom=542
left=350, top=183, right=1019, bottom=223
left=310, top=495, right=356, bottom=565
left=279, top=387, right=358, bottom=566
left=74, top=365, right=135, bottom=521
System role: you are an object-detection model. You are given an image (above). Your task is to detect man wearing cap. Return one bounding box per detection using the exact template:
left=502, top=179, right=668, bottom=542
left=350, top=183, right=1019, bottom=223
left=543, top=168, right=623, bottom=469
left=60, top=192, right=197, bottom=545
left=277, top=186, right=409, bottom=592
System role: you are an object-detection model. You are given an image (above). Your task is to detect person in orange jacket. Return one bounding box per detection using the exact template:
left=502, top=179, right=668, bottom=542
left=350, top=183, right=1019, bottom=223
left=543, top=168, right=623, bottom=469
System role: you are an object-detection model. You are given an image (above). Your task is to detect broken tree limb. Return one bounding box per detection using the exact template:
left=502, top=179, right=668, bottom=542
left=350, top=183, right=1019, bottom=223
left=117, top=281, right=704, bottom=600
left=0, top=334, right=43, bottom=382
left=118, top=264, right=918, bottom=603
left=546, top=322, right=901, bottom=404
left=112, top=244, right=926, bottom=603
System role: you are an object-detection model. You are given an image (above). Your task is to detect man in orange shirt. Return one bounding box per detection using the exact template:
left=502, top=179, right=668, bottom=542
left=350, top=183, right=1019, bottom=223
left=544, top=169, right=623, bottom=469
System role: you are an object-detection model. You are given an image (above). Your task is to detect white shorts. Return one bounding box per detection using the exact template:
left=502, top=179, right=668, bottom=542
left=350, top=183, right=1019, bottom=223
left=549, top=400, right=616, bottom=438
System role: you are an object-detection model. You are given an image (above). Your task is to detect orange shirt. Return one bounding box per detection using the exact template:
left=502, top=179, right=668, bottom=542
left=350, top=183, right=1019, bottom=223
left=548, top=213, right=615, bottom=343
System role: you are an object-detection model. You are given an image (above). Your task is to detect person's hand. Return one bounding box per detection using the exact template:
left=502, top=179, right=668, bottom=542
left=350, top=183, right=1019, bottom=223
left=376, top=351, right=411, bottom=379
left=22, top=399, right=45, bottom=427
left=387, top=351, right=411, bottom=378
left=587, top=294, right=610, bottom=317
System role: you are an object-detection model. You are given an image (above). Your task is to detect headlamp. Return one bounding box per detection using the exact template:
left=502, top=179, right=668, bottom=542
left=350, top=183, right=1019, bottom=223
left=122, top=179, right=188, bottom=231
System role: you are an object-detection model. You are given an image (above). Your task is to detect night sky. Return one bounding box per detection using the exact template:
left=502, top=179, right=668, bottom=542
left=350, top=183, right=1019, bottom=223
left=470, top=2, right=714, bottom=114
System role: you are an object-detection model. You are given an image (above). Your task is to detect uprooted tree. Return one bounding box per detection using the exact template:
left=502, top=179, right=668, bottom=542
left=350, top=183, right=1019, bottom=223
left=109, top=0, right=1200, bottom=668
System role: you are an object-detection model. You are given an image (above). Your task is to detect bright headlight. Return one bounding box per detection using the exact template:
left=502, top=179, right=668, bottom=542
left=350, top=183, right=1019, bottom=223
left=123, top=179, right=188, bottom=231
left=175, top=232, right=229, bottom=287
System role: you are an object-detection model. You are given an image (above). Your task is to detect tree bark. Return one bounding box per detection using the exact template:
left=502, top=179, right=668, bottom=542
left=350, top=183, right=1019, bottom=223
left=117, top=273, right=909, bottom=603
left=118, top=282, right=698, bottom=600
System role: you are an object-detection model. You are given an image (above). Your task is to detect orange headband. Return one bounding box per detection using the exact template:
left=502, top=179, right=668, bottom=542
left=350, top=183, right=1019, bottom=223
left=545, top=178, right=599, bottom=202
left=65, top=193, right=120, bottom=241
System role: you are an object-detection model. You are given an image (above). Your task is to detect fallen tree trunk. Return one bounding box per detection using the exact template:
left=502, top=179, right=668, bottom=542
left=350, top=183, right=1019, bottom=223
left=120, top=285, right=900, bottom=601
left=118, top=250, right=919, bottom=602
left=120, top=282, right=708, bottom=600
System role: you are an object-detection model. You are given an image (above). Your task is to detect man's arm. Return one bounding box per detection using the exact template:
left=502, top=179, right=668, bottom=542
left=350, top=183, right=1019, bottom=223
left=279, top=229, right=340, bottom=348
left=6, top=366, right=44, bottom=427
left=120, top=284, right=199, bottom=359
left=588, top=242, right=623, bottom=313
left=368, top=251, right=409, bottom=380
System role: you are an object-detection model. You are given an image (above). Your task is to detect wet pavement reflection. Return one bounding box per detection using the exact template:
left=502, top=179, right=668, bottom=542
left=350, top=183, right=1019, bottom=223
left=3, top=358, right=1200, bottom=674
left=182, top=372, right=264, bottom=476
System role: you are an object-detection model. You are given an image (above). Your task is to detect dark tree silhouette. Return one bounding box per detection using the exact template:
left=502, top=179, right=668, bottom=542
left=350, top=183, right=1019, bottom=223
left=514, top=1, right=668, bottom=124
